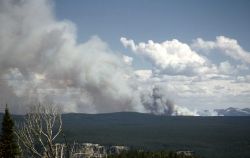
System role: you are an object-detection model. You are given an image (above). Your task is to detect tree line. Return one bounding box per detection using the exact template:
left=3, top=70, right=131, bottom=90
left=0, top=104, right=201, bottom=158
left=108, top=150, right=200, bottom=158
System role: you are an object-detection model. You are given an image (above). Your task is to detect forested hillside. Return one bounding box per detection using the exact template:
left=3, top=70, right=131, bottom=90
left=1, top=112, right=250, bottom=158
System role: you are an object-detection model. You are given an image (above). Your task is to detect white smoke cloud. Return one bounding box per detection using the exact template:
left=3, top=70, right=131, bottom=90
left=174, top=105, right=199, bottom=116
left=218, top=61, right=237, bottom=75
left=0, top=0, right=141, bottom=113
left=134, top=69, right=152, bottom=81
left=192, top=36, right=250, bottom=64
left=122, top=55, right=133, bottom=66
left=0, top=0, right=198, bottom=115
left=120, top=37, right=217, bottom=76
left=121, top=37, right=250, bottom=113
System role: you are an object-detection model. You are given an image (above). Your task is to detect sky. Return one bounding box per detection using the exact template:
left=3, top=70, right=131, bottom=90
left=54, top=0, right=250, bottom=48
left=55, top=0, right=250, bottom=110
left=0, top=0, right=250, bottom=115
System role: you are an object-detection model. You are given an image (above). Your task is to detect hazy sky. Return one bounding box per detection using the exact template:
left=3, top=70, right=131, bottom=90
left=0, top=0, right=250, bottom=115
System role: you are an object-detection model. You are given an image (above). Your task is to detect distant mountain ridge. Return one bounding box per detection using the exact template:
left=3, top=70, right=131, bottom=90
left=214, top=107, right=250, bottom=116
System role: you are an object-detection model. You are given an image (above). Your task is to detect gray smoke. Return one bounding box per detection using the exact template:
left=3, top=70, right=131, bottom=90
left=141, top=87, right=174, bottom=115
left=0, top=0, right=197, bottom=115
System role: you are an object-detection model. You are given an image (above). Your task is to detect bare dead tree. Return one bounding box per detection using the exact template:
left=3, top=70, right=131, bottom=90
left=15, top=104, right=63, bottom=158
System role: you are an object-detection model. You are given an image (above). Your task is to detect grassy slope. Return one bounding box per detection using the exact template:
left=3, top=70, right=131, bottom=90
left=1, top=112, right=250, bottom=158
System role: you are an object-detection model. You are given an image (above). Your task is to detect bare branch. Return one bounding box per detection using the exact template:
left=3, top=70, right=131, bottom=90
left=15, top=104, right=63, bottom=158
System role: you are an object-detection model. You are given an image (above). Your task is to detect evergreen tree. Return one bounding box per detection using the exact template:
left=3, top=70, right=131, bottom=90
left=0, top=105, right=20, bottom=158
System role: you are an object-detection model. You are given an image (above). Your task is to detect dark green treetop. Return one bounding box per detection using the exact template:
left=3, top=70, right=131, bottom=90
left=0, top=105, right=21, bottom=158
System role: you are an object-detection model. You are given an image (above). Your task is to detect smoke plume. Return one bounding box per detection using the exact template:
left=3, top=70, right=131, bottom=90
left=141, top=87, right=174, bottom=115
left=0, top=0, right=197, bottom=115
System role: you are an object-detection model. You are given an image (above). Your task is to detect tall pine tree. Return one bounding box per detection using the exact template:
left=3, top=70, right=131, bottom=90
left=0, top=105, right=20, bottom=158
